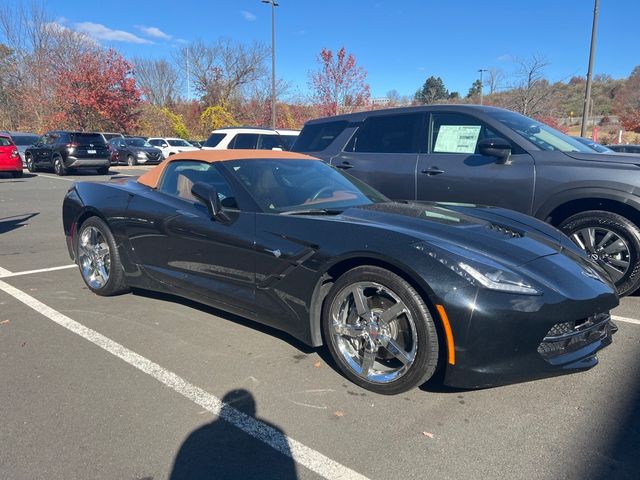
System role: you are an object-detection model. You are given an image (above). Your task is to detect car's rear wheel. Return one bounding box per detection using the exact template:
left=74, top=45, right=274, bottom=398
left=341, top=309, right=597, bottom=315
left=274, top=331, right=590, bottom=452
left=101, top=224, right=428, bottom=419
left=26, top=155, right=37, bottom=172
left=76, top=216, right=128, bottom=296
left=322, top=266, right=439, bottom=395
left=53, top=155, right=67, bottom=176
left=127, top=155, right=136, bottom=166
left=560, top=210, right=640, bottom=296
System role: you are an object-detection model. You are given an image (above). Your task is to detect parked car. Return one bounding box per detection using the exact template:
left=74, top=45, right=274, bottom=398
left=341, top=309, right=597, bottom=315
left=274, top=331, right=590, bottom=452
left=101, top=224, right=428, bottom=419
left=25, top=131, right=110, bottom=176
left=108, top=137, right=163, bottom=166
left=202, top=127, right=299, bottom=151
left=606, top=144, right=640, bottom=154
left=63, top=150, right=618, bottom=394
left=188, top=140, right=203, bottom=148
left=1, top=131, right=39, bottom=166
left=0, top=133, right=22, bottom=177
left=147, top=137, right=199, bottom=159
left=294, top=105, right=640, bottom=296
left=276, top=129, right=300, bottom=150
left=572, top=136, right=614, bottom=153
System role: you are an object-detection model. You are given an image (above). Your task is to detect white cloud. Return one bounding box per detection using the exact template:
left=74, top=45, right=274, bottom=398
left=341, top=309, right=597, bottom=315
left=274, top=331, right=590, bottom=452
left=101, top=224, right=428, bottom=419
left=496, top=54, right=514, bottom=62
left=136, top=25, right=171, bottom=40
left=175, top=38, right=188, bottom=44
left=74, top=22, right=152, bottom=44
left=240, top=10, right=257, bottom=21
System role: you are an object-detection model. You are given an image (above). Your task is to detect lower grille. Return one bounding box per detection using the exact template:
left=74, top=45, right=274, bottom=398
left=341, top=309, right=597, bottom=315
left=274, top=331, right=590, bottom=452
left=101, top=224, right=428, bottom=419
left=537, top=313, right=611, bottom=360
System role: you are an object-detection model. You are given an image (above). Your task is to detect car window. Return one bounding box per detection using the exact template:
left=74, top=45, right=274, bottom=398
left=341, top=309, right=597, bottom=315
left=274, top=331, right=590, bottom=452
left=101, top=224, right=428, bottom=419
left=158, top=161, right=237, bottom=208
left=258, top=134, right=284, bottom=150
left=168, top=139, right=192, bottom=147
left=204, top=133, right=226, bottom=148
left=347, top=113, right=423, bottom=154
left=292, top=121, right=348, bottom=152
left=0, top=137, right=13, bottom=146
left=226, top=159, right=387, bottom=212
left=230, top=133, right=259, bottom=149
left=71, top=133, right=105, bottom=145
left=430, top=113, right=506, bottom=154
left=278, top=134, right=297, bottom=151
left=46, top=134, right=58, bottom=145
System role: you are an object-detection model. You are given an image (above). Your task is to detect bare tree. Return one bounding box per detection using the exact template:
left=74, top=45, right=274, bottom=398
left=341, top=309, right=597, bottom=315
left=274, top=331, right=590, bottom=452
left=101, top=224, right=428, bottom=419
left=484, top=68, right=505, bottom=95
left=509, top=54, right=552, bottom=116
left=134, top=58, right=179, bottom=107
left=177, top=39, right=268, bottom=106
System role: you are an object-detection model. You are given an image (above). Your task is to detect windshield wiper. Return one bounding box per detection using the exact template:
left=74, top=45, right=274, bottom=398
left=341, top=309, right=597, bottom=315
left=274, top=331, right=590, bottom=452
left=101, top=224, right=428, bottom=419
left=280, top=208, right=343, bottom=216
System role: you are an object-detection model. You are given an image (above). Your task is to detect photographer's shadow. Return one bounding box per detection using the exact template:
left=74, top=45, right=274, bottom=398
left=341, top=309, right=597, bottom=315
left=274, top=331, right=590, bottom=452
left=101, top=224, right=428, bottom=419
left=170, top=389, right=298, bottom=480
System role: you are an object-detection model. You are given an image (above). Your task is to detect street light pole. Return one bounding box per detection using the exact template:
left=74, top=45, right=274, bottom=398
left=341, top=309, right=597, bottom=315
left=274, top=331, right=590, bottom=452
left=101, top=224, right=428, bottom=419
left=262, top=0, right=279, bottom=129
left=581, top=0, right=599, bottom=137
left=478, top=69, right=488, bottom=105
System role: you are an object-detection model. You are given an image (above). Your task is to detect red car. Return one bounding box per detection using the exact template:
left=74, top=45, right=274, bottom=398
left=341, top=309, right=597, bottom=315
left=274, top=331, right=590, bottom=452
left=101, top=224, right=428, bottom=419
left=0, top=134, right=23, bottom=177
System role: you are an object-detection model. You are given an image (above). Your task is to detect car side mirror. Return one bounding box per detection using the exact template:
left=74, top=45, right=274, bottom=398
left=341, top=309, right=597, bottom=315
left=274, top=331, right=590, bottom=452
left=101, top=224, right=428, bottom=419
left=191, top=182, right=230, bottom=223
left=478, top=137, right=512, bottom=164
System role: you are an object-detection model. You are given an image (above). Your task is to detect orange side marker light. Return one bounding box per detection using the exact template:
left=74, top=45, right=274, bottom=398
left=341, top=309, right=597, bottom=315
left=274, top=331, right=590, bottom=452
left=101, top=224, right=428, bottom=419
left=436, top=304, right=455, bottom=365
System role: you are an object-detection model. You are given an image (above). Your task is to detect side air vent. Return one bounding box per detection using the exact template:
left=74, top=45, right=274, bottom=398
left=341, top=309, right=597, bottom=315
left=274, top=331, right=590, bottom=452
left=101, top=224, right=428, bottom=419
left=487, top=223, right=523, bottom=238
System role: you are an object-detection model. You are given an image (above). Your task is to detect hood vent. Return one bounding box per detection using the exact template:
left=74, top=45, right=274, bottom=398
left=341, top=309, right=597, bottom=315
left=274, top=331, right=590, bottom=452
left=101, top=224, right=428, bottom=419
left=488, top=222, right=524, bottom=238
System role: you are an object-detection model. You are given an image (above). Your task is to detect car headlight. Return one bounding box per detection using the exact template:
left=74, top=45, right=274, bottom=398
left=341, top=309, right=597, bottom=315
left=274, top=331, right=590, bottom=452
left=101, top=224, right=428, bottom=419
left=137, top=152, right=146, bottom=158
left=414, top=242, right=540, bottom=295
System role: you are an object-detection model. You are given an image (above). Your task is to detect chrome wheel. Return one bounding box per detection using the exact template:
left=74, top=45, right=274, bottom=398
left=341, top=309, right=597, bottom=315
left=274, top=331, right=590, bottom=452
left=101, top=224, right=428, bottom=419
left=571, top=227, right=631, bottom=282
left=330, top=281, right=417, bottom=384
left=78, top=226, right=111, bottom=289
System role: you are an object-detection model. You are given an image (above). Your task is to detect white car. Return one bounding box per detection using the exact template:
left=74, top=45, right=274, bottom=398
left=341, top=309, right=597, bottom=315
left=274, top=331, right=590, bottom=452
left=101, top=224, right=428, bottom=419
left=201, top=127, right=299, bottom=151
left=147, top=137, right=199, bottom=159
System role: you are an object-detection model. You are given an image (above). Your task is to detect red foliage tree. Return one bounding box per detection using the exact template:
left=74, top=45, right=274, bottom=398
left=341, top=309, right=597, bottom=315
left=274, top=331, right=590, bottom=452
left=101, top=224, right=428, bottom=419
left=309, top=47, right=370, bottom=117
left=535, top=115, right=569, bottom=134
left=615, top=66, right=640, bottom=133
left=51, top=49, right=142, bottom=131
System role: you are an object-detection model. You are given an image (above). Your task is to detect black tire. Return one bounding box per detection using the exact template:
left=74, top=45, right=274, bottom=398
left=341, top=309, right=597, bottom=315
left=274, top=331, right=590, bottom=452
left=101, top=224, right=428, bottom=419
left=560, top=210, right=640, bottom=296
left=53, top=155, right=67, bottom=176
left=12, top=170, right=23, bottom=178
left=322, top=266, right=439, bottom=395
left=97, top=166, right=110, bottom=175
left=26, top=155, right=37, bottom=172
left=127, top=155, right=136, bottom=166
left=76, top=216, right=129, bottom=296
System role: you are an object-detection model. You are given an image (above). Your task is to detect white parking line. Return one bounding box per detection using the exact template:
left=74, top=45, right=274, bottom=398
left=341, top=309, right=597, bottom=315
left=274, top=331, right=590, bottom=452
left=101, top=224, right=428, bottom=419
left=0, top=264, right=76, bottom=279
left=611, top=315, right=640, bottom=326
left=0, top=277, right=369, bottom=480
left=36, top=173, right=75, bottom=182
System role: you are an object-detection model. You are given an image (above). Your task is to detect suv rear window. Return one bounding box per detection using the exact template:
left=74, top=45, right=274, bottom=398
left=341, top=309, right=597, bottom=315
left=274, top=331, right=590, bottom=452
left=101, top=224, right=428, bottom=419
left=292, top=121, right=348, bottom=152
left=204, top=133, right=226, bottom=148
left=71, top=133, right=105, bottom=145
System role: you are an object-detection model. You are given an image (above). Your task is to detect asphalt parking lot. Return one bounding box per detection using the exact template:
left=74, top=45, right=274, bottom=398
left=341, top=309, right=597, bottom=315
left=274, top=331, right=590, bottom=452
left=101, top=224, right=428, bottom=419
left=1, top=169, right=639, bottom=480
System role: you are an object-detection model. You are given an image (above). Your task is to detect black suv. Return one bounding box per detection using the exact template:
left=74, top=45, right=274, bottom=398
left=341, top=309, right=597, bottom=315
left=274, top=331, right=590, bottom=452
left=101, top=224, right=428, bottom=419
left=293, top=105, right=640, bottom=296
left=25, top=131, right=110, bottom=176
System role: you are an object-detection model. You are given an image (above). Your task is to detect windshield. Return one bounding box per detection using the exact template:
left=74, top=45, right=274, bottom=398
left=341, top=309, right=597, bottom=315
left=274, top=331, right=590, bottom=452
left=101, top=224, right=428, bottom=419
left=489, top=110, right=594, bottom=152
left=11, top=134, right=39, bottom=146
left=126, top=138, right=152, bottom=147
left=168, top=139, right=192, bottom=147
left=572, top=136, right=613, bottom=153
left=225, top=159, right=388, bottom=213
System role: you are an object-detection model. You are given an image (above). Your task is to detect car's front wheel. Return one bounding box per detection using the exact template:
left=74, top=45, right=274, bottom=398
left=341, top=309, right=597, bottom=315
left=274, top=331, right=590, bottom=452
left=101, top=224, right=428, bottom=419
left=127, top=155, right=136, bottom=166
left=322, top=266, right=439, bottom=395
left=26, top=155, right=37, bottom=172
left=560, top=210, right=640, bottom=296
left=76, top=216, right=129, bottom=296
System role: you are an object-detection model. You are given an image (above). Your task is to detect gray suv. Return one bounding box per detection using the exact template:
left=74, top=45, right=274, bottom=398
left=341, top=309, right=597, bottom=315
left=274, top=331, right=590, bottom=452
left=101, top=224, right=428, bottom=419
left=293, top=105, right=640, bottom=296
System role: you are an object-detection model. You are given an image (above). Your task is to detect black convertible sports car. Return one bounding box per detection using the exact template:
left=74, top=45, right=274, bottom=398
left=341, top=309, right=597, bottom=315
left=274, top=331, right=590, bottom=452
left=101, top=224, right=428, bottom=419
left=62, top=150, right=618, bottom=394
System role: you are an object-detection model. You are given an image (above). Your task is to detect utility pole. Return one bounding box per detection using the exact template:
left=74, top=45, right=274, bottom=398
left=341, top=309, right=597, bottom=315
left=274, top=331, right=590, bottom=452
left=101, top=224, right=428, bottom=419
left=262, top=0, right=279, bottom=129
left=478, top=69, right=488, bottom=105
left=581, top=0, right=599, bottom=137
left=186, top=47, right=190, bottom=101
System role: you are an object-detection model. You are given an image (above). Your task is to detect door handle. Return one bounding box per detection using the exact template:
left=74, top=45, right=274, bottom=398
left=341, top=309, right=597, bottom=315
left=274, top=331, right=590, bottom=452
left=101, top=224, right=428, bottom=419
left=421, top=167, right=445, bottom=176
left=335, top=161, right=354, bottom=170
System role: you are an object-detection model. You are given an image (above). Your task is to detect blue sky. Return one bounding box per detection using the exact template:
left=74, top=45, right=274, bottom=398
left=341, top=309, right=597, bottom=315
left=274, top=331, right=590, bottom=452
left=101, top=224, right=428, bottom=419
left=18, top=0, right=640, bottom=98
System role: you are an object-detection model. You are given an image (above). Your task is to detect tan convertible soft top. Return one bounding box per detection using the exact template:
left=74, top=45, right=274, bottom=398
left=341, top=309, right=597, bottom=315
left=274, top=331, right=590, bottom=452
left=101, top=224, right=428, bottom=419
left=137, top=149, right=318, bottom=189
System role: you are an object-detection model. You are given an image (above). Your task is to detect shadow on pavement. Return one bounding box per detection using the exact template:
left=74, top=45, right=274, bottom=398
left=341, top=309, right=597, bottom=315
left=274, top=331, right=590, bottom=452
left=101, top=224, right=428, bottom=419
left=170, top=389, right=298, bottom=480
left=0, top=212, right=39, bottom=235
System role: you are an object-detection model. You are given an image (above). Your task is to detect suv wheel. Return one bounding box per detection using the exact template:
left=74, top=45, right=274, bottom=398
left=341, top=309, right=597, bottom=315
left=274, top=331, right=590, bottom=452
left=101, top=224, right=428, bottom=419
left=26, top=155, right=37, bottom=172
left=53, top=155, right=67, bottom=176
left=560, top=210, right=640, bottom=296
left=127, top=155, right=136, bottom=166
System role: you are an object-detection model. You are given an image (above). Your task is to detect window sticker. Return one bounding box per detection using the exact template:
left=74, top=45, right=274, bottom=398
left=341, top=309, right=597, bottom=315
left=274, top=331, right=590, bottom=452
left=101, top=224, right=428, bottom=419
left=434, top=125, right=481, bottom=153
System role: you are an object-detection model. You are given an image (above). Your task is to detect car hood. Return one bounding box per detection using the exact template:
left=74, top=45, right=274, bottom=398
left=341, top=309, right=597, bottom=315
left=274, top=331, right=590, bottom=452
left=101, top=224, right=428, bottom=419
left=564, top=151, right=640, bottom=165
left=339, top=201, right=577, bottom=268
